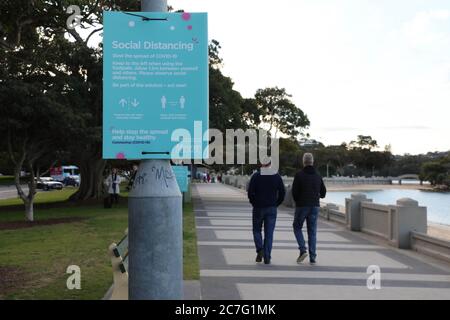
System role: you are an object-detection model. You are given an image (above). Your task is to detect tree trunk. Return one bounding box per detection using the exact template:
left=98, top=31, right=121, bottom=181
left=25, top=200, right=34, bottom=222
left=14, top=167, right=36, bottom=222
left=69, top=156, right=106, bottom=201
left=12, top=154, right=36, bottom=222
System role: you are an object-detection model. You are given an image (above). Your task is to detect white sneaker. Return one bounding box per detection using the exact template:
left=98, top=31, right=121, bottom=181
left=297, top=252, right=308, bottom=264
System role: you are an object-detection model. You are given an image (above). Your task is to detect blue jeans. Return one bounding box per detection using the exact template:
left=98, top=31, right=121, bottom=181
left=252, top=207, right=277, bottom=261
left=293, top=207, right=319, bottom=259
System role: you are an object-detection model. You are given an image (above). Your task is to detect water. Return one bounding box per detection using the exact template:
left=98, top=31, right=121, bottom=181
left=325, top=189, right=450, bottom=225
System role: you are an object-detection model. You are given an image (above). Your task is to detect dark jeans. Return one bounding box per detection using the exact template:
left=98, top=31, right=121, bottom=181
left=252, top=207, right=277, bottom=261
left=293, top=207, right=319, bottom=259
left=110, top=193, right=119, bottom=205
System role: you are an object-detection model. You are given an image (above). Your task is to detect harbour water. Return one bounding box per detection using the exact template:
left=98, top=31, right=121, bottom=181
left=325, top=188, right=450, bottom=225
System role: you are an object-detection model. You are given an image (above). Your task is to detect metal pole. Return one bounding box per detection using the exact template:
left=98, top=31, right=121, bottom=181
left=128, top=0, right=182, bottom=300
left=141, top=0, right=167, bottom=12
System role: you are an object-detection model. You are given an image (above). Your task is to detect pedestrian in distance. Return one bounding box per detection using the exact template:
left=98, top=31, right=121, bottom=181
left=247, top=161, right=286, bottom=265
left=292, top=153, right=327, bottom=265
left=105, top=167, right=121, bottom=206
left=127, top=164, right=139, bottom=191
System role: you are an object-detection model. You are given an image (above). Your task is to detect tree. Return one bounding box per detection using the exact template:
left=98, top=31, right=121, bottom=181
left=1, top=1, right=146, bottom=202
left=420, top=157, right=450, bottom=187
left=279, top=138, right=302, bottom=176
left=386, top=154, right=430, bottom=176
left=241, top=98, right=262, bottom=128
left=349, top=135, right=378, bottom=151
left=254, top=87, right=310, bottom=139
left=0, top=76, right=70, bottom=221
left=208, top=40, right=248, bottom=132
left=208, top=39, right=223, bottom=69
left=312, top=145, right=349, bottom=177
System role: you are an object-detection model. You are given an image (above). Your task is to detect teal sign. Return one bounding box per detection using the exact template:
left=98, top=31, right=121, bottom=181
left=172, top=166, right=189, bottom=192
left=103, top=12, right=208, bottom=159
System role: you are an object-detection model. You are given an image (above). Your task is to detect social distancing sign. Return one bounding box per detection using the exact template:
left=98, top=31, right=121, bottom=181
left=103, top=11, right=208, bottom=160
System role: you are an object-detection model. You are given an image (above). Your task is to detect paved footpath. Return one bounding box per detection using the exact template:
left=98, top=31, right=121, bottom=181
left=193, top=183, right=450, bottom=300
left=0, top=185, right=28, bottom=200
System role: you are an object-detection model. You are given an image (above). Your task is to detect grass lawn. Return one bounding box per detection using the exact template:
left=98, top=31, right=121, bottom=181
left=0, top=189, right=199, bottom=299
left=0, top=188, right=78, bottom=208
left=0, top=175, right=29, bottom=186
left=0, top=175, right=14, bottom=186
left=183, top=202, right=199, bottom=280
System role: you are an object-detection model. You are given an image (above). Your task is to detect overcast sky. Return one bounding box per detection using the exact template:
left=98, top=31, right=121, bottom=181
left=168, top=0, right=450, bottom=155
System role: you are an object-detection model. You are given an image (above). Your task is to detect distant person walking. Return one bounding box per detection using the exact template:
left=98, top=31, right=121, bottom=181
left=292, top=153, right=326, bottom=265
left=127, top=164, right=139, bottom=191
left=105, top=168, right=121, bottom=206
left=247, top=162, right=286, bottom=264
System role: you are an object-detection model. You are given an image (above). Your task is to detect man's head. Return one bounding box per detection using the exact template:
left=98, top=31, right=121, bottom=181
left=112, top=168, right=118, bottom=174
left=261, top=160, right=271, bottom=168
left=302, top=153, right=314, bottom=167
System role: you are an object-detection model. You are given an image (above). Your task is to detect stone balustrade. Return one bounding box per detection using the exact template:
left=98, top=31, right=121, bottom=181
left=323, top=177, right=392, bottom=185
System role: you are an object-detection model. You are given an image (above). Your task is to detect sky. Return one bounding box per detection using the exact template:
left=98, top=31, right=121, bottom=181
left=168, top=0, right=450, bottom=155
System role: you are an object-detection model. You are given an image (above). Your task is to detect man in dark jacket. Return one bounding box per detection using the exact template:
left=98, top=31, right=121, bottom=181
left=291, top=153, right=326, bottom=265
left=247, top=163, right=286, bottom=264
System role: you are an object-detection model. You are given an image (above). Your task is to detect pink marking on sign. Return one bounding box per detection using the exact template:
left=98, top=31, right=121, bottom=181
left=182, top=12, right=191, bottom=21
left=116, top=152, right=126, bottom=159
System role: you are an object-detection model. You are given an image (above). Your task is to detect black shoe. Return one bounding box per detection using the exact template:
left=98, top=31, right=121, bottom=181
left=297, top=252, right=308, bottom=264
left=310, top=258, right=316, bottom=265
left=264, top=258, right=271, bottom=265
left=255, top=250, right=264, bottom=263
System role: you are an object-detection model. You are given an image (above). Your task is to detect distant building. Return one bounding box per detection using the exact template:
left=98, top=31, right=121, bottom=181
left=298, top=138, right=323, bottom=148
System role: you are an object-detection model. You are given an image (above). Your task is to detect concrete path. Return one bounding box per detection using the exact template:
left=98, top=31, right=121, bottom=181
left=0, top=185, right=28, bottom=200
left=193, top=183, right=450, bottom=300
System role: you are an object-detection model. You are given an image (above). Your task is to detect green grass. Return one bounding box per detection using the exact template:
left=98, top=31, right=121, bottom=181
left=0, top=175, right=14, bottom=185
left=0, top=188, right=78, bottom=208
left=0, top=194, right=199, bottom=299
left=0, top=175, right=29, bottom=186
left=183, top=202, right=199, bottom=280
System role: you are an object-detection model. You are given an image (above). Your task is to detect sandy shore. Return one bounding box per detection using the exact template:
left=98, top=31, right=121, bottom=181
left=428, top=223, right=450, bottom=241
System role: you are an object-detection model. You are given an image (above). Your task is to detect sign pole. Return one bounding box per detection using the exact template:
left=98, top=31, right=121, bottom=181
left=128, top=0, right=183, bottom=300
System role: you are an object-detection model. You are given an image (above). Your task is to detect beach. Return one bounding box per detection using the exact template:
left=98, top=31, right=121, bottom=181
left=428, top=223, right=450, bottom=241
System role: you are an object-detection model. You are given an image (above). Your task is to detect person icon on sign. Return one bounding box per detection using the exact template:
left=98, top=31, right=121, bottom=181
left=161, top=96, right=167, bottom=109
left=180, top=96, right=186, bottom=109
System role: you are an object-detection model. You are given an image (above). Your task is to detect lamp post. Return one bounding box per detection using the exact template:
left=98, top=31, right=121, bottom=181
left=128, top=0, right=183, bottom=300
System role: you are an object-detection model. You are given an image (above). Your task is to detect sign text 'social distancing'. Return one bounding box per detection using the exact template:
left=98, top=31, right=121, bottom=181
left=103, top=11, right=208, bottom=159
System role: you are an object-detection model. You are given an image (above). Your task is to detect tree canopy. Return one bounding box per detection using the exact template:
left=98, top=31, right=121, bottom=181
left=254, top=87, right=310, bottom=138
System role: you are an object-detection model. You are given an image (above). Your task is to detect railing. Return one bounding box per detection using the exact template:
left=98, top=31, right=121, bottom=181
left=360, top=202, right=393, bottom=241
left=411, top=231, right=450, bottom=263
left=323, top=177, right=392, bottom=185
left=319, top=203, right=347, bottom=225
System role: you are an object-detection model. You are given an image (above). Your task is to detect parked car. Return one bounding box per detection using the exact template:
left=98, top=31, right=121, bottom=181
left=62, top=176, right=80, bottom=187
left=36, top=177, right=64, bottom=191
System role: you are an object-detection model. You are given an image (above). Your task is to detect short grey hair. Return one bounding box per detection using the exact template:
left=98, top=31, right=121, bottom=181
left=303, top=153, right=314, bottom=166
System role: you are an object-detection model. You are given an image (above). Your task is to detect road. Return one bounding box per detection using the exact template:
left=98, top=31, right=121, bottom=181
left=0, top=185, right=29, bottom=200
left=193, top=183, right=450, bottom=300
